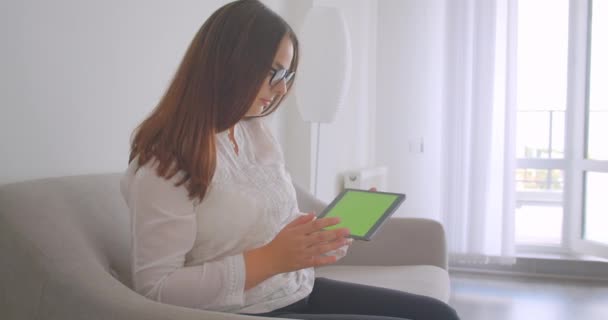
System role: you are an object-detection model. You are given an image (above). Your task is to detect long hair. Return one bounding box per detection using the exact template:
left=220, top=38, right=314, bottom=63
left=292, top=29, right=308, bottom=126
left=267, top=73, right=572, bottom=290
left=129, top=0, right=299, bottom=201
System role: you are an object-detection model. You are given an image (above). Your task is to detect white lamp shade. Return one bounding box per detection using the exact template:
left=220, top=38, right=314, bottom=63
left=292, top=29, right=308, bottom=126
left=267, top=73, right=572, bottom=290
left=295, top=6, right=352, bottom=123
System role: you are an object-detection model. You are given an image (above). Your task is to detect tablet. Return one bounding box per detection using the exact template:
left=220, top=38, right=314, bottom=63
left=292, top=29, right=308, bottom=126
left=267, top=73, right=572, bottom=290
left=317, top=189, right=406, bottom=241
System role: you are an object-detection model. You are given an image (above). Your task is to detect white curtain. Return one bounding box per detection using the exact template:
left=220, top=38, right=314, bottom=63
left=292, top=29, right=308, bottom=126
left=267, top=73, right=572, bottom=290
left=441, top=0, right=517, bottom=264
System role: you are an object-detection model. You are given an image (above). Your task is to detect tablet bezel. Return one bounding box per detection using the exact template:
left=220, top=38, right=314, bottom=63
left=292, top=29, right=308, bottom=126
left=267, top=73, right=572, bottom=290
left=317, top=188, right=406, bottom=241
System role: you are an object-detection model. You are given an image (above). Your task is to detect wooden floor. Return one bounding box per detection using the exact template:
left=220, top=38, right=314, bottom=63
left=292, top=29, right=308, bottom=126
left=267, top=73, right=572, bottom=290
left=449, top=271, right=608, bottom=320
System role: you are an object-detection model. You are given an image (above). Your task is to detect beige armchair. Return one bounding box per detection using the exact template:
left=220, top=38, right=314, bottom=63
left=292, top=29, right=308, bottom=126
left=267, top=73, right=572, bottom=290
left=0, top=173, right=449, bottom=320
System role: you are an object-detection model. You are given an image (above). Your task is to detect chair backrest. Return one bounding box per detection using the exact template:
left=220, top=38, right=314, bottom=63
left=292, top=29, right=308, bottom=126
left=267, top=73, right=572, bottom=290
left=0, top=173, right=132, bottom=299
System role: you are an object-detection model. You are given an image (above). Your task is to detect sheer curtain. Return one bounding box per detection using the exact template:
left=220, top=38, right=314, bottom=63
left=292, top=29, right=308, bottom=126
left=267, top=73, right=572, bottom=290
left=441, top=0, right=517, bottom=264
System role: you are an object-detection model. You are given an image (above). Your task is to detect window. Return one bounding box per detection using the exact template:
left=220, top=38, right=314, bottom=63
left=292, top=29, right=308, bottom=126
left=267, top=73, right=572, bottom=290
left=570, top=0, right=608, bottom=257
left=515, top=0, right=608, bottom=258
left=515, top=0, right=569, bottom=250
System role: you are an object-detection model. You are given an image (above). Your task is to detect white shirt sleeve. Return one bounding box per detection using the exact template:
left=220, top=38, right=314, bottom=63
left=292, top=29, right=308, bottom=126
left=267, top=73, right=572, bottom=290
left=122, top=164, right=246, bottom=310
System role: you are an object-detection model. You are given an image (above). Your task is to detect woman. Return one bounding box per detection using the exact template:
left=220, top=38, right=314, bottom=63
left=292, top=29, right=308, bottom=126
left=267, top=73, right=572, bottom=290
left=121, top=1, right=459, bottom=319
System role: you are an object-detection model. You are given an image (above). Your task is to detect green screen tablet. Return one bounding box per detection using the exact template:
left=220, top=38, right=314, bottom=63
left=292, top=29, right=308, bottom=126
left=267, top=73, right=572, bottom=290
left=318, top=189, right=406, bottom=241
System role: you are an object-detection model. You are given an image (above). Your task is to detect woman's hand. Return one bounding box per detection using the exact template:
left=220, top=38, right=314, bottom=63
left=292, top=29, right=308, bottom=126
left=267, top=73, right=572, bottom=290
left=244, top=213, right=350, bottom=289
left=267, top=213, right=350, bottom=272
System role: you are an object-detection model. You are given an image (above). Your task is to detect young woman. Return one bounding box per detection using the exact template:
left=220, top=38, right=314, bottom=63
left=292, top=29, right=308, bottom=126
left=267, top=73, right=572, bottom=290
left=121, top=1, right=459, bottom=319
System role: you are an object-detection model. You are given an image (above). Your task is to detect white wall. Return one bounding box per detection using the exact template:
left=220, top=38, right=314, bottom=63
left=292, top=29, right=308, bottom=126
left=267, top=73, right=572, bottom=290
left=0, top=0, right=284, bottom=185
left=2, top=0, right=449, bottom=223
left=375, top=0, right=446, bottom=219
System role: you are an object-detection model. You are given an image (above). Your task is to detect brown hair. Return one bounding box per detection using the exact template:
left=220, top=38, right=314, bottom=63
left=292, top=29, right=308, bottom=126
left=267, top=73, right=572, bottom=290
left=128, top=0, right=299, bottom=201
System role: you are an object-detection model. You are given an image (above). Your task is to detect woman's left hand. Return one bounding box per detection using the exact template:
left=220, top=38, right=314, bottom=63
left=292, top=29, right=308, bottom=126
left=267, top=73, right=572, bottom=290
left=322, top=238, right=354, bottom=260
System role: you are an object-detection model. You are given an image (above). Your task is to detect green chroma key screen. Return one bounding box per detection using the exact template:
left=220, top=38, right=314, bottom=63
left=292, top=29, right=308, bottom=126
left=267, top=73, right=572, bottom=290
left=320, top=189, right=405, bottom=240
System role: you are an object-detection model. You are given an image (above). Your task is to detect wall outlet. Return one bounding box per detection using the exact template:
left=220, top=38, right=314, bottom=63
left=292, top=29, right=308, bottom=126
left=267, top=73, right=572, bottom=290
left=408, top=137, right=424, bottom=154
left=343, top=166, right=388, bottom=190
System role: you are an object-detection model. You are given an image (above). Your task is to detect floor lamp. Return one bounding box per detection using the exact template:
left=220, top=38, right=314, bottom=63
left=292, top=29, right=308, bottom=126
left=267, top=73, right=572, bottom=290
left=295, top=4, right=352, bottom=197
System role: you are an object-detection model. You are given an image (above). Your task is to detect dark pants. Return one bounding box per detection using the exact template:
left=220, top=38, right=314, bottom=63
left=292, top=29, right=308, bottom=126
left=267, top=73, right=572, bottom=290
left=244, top=277, right=460, bottom=320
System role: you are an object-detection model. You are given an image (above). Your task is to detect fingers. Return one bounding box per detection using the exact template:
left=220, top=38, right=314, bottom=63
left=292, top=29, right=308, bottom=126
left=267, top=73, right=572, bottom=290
left=296, top=216, right=341, bottom=235
left=293, top=216, right=350, bottom=248
left=312, top=228, right=350, bottom=244
left=273, top=213, right=353, bottom=272
left=312, top=228, right=345, bottom=243
left=307, top=237, right=351, bottom=256
left=292, top=236, right=353, bottom=269
left=307, top=238, right=353, bottom=267
left=285, top=212, right=316, bottom=228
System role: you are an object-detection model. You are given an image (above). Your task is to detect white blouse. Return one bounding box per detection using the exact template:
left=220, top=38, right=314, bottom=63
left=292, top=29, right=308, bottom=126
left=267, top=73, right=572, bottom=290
left=120, top=118, right=343, bottom=314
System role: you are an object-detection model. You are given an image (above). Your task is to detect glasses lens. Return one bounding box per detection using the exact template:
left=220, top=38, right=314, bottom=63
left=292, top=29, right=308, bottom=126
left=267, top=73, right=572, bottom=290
left=285, top=72, right=295, bottom=83
left=270, top=69, right=289, bottom=87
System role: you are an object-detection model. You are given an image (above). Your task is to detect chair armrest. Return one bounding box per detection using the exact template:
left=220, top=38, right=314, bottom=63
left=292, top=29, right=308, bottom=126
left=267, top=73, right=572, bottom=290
left=0, top=217, right=278, bottom=320
left=27, top=263, right=282, bottom=320
left=335, top=217, right=448, bottom=270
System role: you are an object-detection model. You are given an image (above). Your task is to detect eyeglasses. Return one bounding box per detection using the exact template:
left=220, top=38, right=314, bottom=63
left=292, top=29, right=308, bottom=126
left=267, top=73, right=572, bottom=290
left=269, top=68, right=295, bottom=87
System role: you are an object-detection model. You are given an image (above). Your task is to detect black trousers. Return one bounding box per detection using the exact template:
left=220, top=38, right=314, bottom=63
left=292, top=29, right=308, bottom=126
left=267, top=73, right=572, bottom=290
left=243, top=277, right=460, bottom=320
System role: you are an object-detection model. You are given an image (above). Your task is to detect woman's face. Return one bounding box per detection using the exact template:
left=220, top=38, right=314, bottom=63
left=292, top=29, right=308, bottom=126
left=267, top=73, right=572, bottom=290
left=246, top=35, right=295, bottom=117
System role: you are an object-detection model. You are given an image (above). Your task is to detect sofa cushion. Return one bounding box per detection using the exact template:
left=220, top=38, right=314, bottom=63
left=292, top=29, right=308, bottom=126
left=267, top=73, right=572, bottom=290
left=315, top=265, right=450, bottom=303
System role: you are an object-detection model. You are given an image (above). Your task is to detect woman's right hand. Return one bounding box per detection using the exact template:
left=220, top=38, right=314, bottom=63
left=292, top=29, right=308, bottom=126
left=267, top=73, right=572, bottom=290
left=265, top=213, right=351, bottom=273
left=243, top=213, right=350, bottom=289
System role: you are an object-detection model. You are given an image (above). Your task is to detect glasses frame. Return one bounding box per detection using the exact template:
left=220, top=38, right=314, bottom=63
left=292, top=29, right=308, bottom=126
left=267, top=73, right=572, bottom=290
left=269, top=68, right=295, bottom=87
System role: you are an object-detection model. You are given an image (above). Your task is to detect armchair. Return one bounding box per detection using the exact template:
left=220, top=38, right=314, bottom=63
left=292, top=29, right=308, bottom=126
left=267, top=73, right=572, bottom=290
left=0, top=173, right=449, bottom=320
